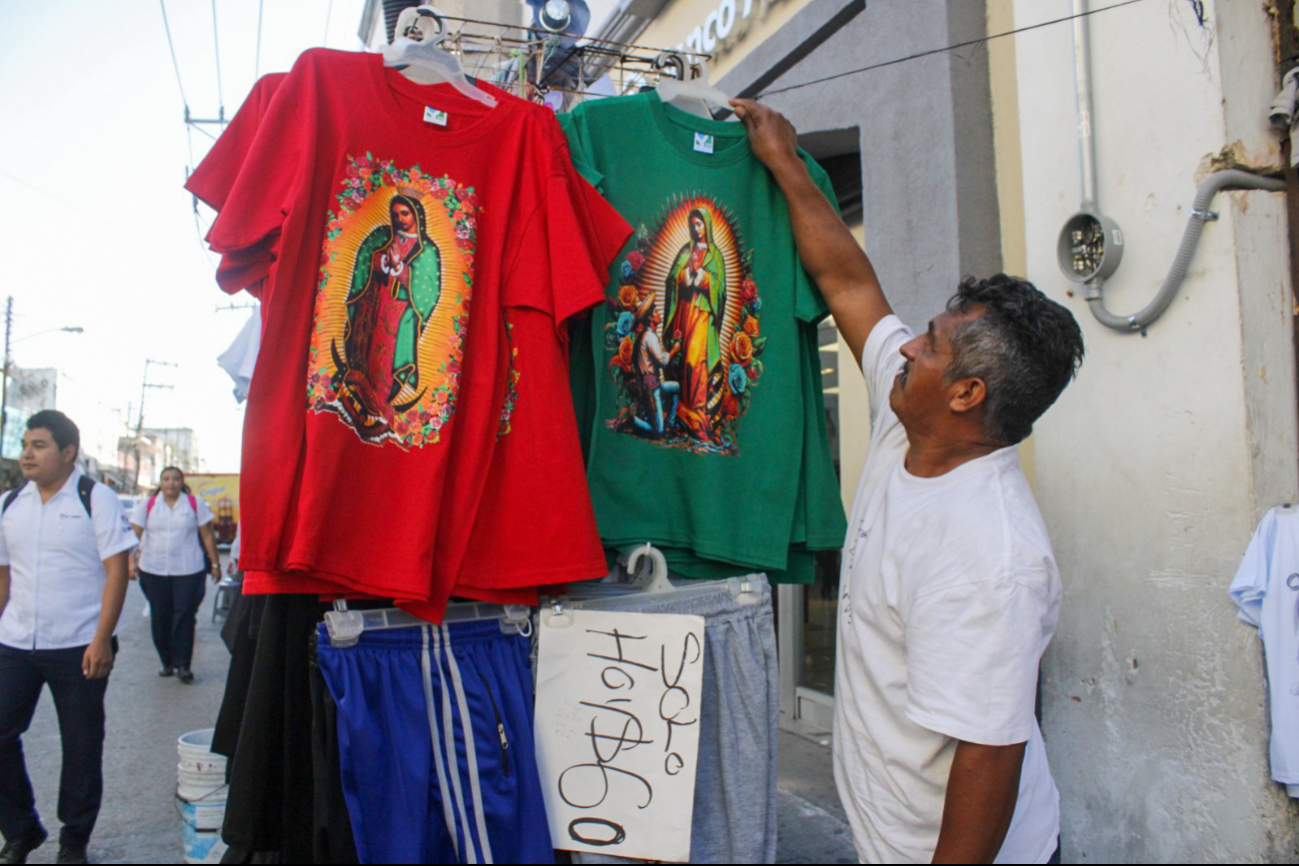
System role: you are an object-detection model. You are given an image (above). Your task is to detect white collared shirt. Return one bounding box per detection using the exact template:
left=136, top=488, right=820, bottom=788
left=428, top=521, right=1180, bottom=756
left=834, top=317, right=1061, bottom=864
left=131, top=494, right=214, bottom=576
left=0, top=470, right=139, bottom=650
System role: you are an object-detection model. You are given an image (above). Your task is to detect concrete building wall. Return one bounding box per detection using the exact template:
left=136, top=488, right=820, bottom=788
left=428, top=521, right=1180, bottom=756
left=634, top=0, right=816, bottom=79
left=1009, top=0, right=1299, bottom=859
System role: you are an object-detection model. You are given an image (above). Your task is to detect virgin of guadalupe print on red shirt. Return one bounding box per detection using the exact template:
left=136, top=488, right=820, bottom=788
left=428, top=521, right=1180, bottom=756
left=307, top=154, right=484, bottom=449
left=605, top=194, right=765, bottom=456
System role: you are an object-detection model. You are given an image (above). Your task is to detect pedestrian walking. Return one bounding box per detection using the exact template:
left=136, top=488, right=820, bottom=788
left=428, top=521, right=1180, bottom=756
left=129, top=467, right=221, bottom=684
left=734, top=99, right=1083, bottom=864
left=0, top=410, right=138, bottom=865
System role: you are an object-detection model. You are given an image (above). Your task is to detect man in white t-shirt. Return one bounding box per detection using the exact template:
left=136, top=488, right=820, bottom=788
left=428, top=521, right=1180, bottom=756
left=733, top=100, right=1084, bottom=864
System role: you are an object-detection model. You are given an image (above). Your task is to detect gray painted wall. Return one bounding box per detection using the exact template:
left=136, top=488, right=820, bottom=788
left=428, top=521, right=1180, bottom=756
left=719, top=0, right=1002, bottom=332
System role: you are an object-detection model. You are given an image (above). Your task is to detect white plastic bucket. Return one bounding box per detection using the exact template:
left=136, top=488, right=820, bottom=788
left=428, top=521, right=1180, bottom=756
left=177, top=729, right=229, bottom=861
left=177, top=798, right=226, bottom=832
left=182, top=824, right=227, bottom=864
left=177, top=765, right=226, bottom=803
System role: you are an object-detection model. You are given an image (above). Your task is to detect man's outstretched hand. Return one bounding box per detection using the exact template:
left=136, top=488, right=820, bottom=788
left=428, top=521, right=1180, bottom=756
left=729, top=98, right=891, bottom=367
left=730, top=99, right=801, bottom=172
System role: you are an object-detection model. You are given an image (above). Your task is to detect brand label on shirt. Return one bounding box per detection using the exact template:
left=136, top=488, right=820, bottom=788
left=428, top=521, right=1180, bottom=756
left=423, top=107, right=449, bottom=127
left=693, top=132, right=714, bottom=154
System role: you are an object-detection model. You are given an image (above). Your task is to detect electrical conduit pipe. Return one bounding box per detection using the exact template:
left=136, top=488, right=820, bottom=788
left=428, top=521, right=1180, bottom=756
left=1087, top=169, right=1285, bottom=332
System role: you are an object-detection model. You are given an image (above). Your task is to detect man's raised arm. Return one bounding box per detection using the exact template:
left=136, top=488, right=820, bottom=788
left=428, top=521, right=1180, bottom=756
left=731, top=98, right=891, bottom=367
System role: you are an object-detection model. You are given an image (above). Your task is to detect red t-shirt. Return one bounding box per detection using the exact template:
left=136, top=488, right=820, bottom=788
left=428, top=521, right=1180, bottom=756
left=447, top=177, right=633, bottom=604
left=188, top=72, right=287, bottom=298
left=186, top=49, right=625, bottom=615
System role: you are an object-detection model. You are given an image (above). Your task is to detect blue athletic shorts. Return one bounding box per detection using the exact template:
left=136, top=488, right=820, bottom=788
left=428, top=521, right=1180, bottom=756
left=316, top=620, right=552, bottom=864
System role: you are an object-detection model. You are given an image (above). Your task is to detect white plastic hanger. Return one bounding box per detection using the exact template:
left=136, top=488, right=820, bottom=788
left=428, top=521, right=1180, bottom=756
left=543, top=542, right=761, bottom=627
left=623, top=541, right=673, bottom=594
left=655, top=55, right=736, bottom=120
left=324, top=599, right=531, bottom=647
left=383, top=5, right=498, bottom=108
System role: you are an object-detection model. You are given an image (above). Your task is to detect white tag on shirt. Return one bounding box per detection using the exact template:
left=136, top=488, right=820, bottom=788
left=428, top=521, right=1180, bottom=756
left=693, top=132, right=715, bottom=154
left=423, top=107, right=449, bottom=126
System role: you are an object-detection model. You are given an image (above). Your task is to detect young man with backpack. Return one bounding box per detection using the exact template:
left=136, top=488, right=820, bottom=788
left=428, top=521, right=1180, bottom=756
left=0, top=410, right=138, bottom=865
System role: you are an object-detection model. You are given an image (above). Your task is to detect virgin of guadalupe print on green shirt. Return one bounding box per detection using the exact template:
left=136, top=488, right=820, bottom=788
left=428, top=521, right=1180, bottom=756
left=562, top=92, right=844, bottom=571
left=605, top=195, right=766, bottom=455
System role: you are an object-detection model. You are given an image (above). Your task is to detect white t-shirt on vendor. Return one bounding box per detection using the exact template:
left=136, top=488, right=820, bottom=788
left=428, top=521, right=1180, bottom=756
left=833, top=315, right=1061, bottom=864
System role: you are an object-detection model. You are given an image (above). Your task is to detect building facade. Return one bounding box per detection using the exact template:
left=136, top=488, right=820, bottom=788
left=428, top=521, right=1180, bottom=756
left=602, top=0, right=1299, bottom=859
left=358, top=0, right=1299, bottom=855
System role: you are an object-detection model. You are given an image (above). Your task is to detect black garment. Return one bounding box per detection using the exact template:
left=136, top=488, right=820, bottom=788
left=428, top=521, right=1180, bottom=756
left=308, top=631, right=358, bottom=864
left=0, top=639, right=117, bottom=849
left=219, top=595, right=322, bottom=861
left=138, top=571, right=207, bottom=669
left=217, top=595, right=382, bottom=861
left=212, top=589, right=262, bottom=764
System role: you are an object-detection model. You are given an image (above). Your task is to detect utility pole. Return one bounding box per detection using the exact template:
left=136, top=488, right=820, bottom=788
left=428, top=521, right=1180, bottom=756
left=0, top=297, right=11, bottom=463
left=133, top=359, right=177, bottom=493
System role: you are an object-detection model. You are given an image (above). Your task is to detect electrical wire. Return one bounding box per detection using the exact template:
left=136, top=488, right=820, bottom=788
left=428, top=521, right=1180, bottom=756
left=254, top=0, right=264, bottom=80
left=191, top=200, right=221, bottom=269
left=159, top=0, right=189, bottom=110
left=758, top=0, right=1149, bottom=99
left=212, top=0, right=225, bottom=119
left=323, top=0, right=334, bottom=46
left=0, top=168, right=75, bottom=207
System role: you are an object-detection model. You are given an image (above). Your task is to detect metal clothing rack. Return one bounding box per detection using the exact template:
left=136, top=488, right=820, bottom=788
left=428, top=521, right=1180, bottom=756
left=407, top=11, right=714, bottom=111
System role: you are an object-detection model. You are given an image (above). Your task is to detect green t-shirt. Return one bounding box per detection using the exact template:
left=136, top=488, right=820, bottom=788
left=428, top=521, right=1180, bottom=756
left=562, top=93, right=845, bottom=573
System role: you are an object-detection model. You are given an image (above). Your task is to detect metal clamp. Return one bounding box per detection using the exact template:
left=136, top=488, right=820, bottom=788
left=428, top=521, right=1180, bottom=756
left=1190, top=208, right=1219, bottom=222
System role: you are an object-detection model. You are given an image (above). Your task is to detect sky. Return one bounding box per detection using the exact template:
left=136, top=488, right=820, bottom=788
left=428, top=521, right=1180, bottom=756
left=0, top=0, right=369, bottom=473
left=0, top=0, right=621, bottom=475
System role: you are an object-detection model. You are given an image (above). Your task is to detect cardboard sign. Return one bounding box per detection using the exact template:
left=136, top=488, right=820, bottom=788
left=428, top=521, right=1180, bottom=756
left=535, top=608, right=707, bottom=862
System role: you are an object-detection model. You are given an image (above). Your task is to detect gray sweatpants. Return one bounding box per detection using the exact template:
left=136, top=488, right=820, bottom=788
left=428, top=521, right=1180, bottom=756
left=565, top=574, right=780, bottom=864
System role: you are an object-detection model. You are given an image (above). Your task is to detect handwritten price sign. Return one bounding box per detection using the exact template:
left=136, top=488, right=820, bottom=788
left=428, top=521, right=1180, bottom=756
left=535, top=608, right=706, bottom=862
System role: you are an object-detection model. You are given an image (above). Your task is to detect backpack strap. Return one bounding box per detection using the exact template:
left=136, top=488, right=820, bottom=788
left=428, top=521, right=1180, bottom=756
left=0, top=478, right=93, bottom=518
left=2, top=481, right=28, bottom=515
left=146, top=494, right=158, bottom=519
left=77, top=475, right=94, bottom=518
left=187, top=493, right=198, bottom=514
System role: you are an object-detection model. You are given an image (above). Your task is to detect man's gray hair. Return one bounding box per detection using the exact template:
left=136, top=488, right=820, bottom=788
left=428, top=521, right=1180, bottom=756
left=943, top=275, right=1085, bottom=446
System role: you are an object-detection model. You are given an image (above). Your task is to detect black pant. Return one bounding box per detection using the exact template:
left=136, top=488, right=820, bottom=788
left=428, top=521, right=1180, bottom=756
left=0, top=639, right=117, bottom=848
left=139, top=571, right=206, bottom=669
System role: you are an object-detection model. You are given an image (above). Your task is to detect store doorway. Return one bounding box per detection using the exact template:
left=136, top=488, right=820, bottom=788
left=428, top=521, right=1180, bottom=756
left=778, top=138, right=861, bottom=736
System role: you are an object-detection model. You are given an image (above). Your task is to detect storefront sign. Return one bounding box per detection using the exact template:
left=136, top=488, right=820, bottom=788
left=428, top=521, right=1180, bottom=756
left=676, top=0, right=786, bottom=56
left=535, top=608, right=706, bottom=862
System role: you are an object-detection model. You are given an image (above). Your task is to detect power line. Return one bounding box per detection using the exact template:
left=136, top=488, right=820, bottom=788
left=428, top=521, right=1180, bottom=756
left=212, top=0, right=225, bottom=119
left=323, top=0, right=335, bottom=46
left=254, top=0, right=264, bottom=80
left=0, top=168, right=75, bottom=207
left=158, top=0, right=189, bottom=110
left=759, top=0, right=1149, bottom=99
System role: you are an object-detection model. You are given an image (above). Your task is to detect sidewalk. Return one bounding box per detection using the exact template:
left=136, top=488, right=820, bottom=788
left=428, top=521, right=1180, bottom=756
left=776, top=728, right=858, bottom=864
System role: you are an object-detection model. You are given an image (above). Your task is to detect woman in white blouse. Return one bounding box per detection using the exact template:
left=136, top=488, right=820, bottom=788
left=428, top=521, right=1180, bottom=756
left=129, top=467, right=221, bottom=683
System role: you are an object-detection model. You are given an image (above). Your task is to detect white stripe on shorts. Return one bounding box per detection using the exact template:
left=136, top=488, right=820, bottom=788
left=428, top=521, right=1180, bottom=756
left=422, top=626, right=462, bottom=862
left=442, top=624, right=495, bottom=864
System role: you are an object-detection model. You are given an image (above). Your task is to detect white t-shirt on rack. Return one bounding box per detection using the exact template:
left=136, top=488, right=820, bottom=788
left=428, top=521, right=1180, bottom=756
left=1229, top=506, right=1299, bottom=797
left=833, top=315, right=1062, bottom=864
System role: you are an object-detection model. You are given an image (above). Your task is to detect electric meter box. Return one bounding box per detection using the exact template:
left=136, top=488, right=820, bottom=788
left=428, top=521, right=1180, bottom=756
left=1058, top=211, right=1124, bottom=283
